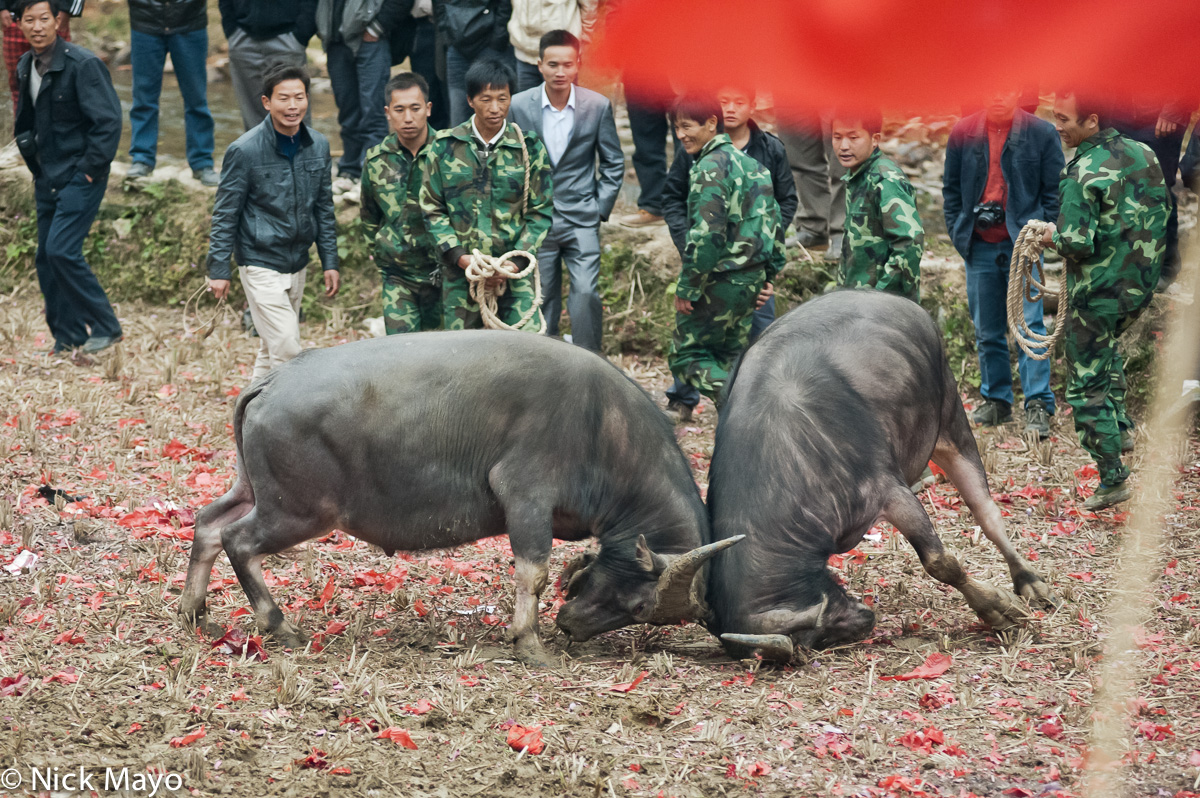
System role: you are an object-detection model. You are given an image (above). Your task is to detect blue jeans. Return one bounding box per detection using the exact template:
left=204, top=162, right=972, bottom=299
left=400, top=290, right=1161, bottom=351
left=966, top=237, right=1055, bottom=411
left=326, top=39, right=391, bottom=179
left=666, top=296, right=774, bottom=408
left=129, top=28, right=214, bottom=171
left=34, top=172, right=121, bottom=347
left=446, top=44, right=513, bottom=126
left=515, top=60, right=542, bottom=94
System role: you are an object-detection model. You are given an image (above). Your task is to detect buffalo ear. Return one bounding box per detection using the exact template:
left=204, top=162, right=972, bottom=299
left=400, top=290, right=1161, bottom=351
left=635, top=535, right=668, bottom=575
left=559, top=550, right=597, bottom=596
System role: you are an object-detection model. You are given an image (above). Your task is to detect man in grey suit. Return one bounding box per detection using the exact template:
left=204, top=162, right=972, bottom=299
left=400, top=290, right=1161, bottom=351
left=508, top=29, right=623, bottom=352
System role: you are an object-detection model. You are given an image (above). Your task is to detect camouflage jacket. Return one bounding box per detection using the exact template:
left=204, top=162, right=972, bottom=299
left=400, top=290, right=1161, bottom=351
left=677, top=134, right=784, bottom=302
left=1051, top=128, right=1168, bottom=313
left=840, top=148, right=924, bottom=301
left=361, top=127, right=437, bottom=281
left=418, top=119, right=554, bottom=269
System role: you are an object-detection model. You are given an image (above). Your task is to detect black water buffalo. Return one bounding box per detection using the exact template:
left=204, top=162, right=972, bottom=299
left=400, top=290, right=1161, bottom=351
left=706, top=290, right=1056, bottom=660
left=180, top=332, right=737, bottom=666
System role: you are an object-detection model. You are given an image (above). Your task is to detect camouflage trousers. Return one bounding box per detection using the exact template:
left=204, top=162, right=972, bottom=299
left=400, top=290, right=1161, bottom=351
left=1064, top=285, right=1154, bottom=486
left=441, top=264, right=543, bottom=332
left=381, top=271, right=442, bottom=334
left=668, top=270, right=763, bottom=405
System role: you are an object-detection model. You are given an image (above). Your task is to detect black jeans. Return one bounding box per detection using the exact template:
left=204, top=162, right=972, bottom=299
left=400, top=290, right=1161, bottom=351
left=625, top=86, right=674, bottom=215
left=409, top=18, right=448, bottom=131
left=34, top=172, right=122, bottom=347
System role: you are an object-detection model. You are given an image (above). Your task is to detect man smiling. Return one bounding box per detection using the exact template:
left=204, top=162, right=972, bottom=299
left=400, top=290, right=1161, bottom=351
left=207, top=64, right=339, bottom=380
left=13, top=0, right=123, bottom=355
left=667, top=95, right=783, bottom=409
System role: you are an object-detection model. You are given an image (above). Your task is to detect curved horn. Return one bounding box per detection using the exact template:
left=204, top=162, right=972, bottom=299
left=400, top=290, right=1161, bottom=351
left=646, top=535, right=745, bottom=624
left=719, top=633, right=795, bottom=662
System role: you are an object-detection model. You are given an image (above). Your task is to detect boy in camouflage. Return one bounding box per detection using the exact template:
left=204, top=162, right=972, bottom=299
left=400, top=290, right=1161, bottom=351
left=1043, top=92, right=1168, bottom=510
left=418, top=58, right=554, bottom=331
left=668, top=95, right=784, bottom=406
left=832, top=109, right=924, bottom=301
left=361, top=73, right=440, bottom=334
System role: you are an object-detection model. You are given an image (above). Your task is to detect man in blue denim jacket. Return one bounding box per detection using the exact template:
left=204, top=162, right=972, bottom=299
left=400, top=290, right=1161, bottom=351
left=943, top=89, right=1065, bottom=438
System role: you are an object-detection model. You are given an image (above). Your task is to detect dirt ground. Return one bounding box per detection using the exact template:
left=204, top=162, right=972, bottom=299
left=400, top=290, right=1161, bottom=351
left=1, top=286, right=1199, bottom=798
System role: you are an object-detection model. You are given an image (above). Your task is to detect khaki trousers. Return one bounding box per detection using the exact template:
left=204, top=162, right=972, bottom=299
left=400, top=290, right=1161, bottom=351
left=239, top=265, right=306, bottom=380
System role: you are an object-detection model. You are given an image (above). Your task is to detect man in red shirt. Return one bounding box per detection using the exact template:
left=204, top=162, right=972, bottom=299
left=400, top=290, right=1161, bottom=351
left=943, top=89, right=1066, bottom=438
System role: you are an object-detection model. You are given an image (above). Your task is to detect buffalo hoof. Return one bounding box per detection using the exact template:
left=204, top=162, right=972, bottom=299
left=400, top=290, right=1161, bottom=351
left=269, top=622, right=308, bottom=650
left=1013, top=571, right=1060, bottom=609
left=514, top=639, right=557, bottom=669
left=969, top=583, right=1029, bottom=631
left=183, top=613, right=225, bottom=639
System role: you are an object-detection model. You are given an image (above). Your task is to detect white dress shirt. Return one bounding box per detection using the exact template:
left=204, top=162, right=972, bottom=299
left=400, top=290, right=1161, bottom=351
left=540, top=84, right=576, bottom=165
left=471, top=117, right=507, bottom=159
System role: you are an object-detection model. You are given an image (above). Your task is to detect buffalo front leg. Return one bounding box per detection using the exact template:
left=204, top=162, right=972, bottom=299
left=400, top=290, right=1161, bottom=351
left=180, top=482, right=254, bottom=638
left=885, top=486, right=1027, bottom=632
left=932, top=426, right=1058, bottom=608
left=511, top=557, right=553, bottom=667
left=222, top=510, right=322, bottom=649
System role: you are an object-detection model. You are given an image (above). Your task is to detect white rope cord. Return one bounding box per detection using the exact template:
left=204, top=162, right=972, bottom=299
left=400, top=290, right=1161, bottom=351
left=183, top=281, right=229, bottom=339
left=1007, top=219, right=1066, bottom=360
left=462, top=122, right=543, bottom=333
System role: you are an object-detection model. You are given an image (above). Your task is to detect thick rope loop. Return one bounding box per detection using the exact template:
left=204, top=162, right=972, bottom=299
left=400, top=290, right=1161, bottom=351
left=1007, top=220, right=1066, bottom=361
left=465, top=249, right=544, bottom=332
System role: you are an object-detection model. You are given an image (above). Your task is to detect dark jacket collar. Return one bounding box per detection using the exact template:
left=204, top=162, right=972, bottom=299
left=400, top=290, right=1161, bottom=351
left=255, top=115, right=314, bottom=153
left=31, top=36, right=65, bottom=75
left=964, top=108, right=1036, bottom=149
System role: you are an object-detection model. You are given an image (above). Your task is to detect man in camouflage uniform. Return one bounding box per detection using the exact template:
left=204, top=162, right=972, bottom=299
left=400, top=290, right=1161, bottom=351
left=361, top=73, right=439, bottom=334
left=1044, top=92, right=1168, bottom=510
left=418, top=58, right=553, bottom=331
left=668, top=96, right=784, bottom=405
left=832, top=109, right=924, bottom=301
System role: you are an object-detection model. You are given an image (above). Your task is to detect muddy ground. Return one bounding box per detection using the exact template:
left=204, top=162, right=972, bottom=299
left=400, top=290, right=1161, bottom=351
left=2, top=288, right=1200, bottom=798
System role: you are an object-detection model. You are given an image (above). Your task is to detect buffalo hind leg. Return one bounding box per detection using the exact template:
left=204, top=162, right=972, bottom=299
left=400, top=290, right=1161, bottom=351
left=884, top=485, right=1027, bottom=632
left=932, top=414, right=1058, bottom=608
left=222, top=509, right=326, bottom=649
left=180, top=481, right=254, bottom=638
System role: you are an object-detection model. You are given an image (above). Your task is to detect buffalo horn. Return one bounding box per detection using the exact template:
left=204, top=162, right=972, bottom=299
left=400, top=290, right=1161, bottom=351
left=719, top=633, right=795, bottom=662
left=647, top=535, right=745, bottom=623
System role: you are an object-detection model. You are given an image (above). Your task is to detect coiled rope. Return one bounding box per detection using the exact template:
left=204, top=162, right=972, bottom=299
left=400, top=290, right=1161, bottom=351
left=464, top=123, right=544, bottom=333
left=183, top=281, right=229, bottom=339
left=1007, top=220, right=1066, bottom=361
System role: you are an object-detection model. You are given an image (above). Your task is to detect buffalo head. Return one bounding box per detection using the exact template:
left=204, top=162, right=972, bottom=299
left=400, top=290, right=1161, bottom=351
left=555, top=535, right=744, bottom=643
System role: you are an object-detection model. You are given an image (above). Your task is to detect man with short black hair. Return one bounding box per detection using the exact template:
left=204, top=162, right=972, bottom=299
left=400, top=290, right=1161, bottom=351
left=1042, top=91, right=1168, bottom=510
left=207, top=64, right=340, bottom=379
left=661, top=86, right=796, bottom=418
left=508, top=29, right=622, bottom=351
left=13, top=0, right=123, bottom=355
left=1, top=0, right=77, bottom=114
left=667, top=95, right=783, bottom=408
left=361, top=72, right=441, bottom=334
left=420, top=57, right=553, bottom=331
left=832, top=108, right=924, bottom=301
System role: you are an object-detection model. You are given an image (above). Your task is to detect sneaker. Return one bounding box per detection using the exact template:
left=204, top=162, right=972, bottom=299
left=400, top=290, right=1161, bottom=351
left=665, top=399, right=694, bottom=423
left=80, top=334, right=122, bottom=354
left=618, top=209, right=665, bottom=228
left=796, top=229, right=829, bottom=249
left=1024, top=400, right=1051, bottom=439
left=972, top=399, right=1012, bottom=427
left=193, top=167, right=219, bottom=187
left=1082, top=481, right=1132, bottom=511
left=1183, top=380, right=1200, bottom=401
left=126, top=162, right=153, bottom=179
left=1120, top=428, right=1135, bottom=453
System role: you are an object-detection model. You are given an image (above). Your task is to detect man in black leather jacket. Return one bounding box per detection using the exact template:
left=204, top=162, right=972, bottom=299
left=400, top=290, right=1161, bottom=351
left=13, top=0, right=123, bottom=355
left=206, top=64, right=340, bottom=381
left=126, top=0, right=217, bottom=185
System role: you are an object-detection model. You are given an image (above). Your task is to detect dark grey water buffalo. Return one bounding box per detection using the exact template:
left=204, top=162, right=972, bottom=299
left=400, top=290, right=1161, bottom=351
left=179, top=332, right=737, bottom=666
left=706, top=290, right=1056, bottom=660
